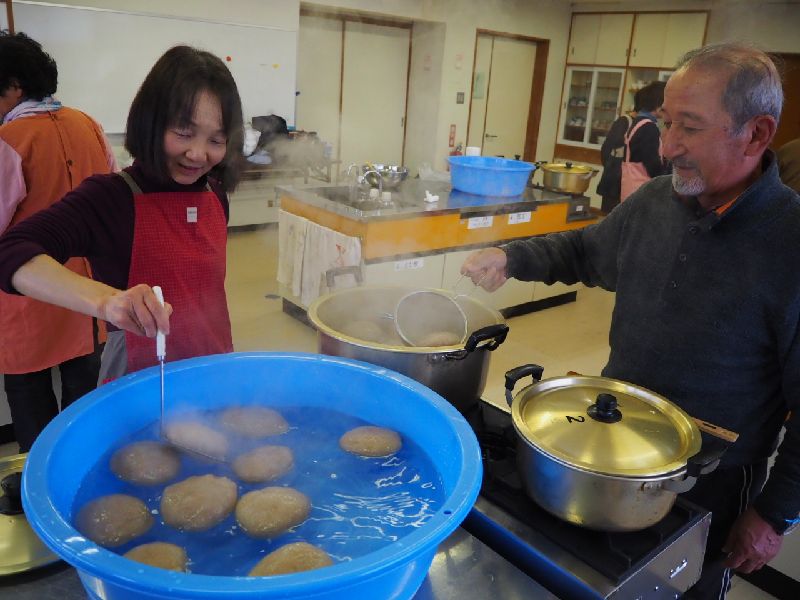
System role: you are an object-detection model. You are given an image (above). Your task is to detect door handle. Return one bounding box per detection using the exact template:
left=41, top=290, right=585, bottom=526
left=485, top=133, right=498, bottom=139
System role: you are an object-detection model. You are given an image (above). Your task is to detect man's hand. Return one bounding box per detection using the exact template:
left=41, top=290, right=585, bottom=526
left=461, top=248, right=509, bottom=292
left=99, top=284, right=172, bottom=338
left=723, top=507, right=783, bottom=573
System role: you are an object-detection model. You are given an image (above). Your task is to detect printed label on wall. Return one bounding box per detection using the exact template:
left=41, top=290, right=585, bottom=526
left=467, top=216, right=493, bottom=229
left=508, top=212, right=531, bottom=225
left=394, top=258, right=424, bottom=271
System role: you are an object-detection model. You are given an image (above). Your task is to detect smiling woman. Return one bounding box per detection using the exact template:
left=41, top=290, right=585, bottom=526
left=0, top=45, right=245, bottom=383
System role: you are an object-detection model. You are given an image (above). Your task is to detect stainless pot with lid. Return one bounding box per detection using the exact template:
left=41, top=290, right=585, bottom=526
left=533, top=161, right=598, bottom=194
left=505, top=365, right=727, bottom=531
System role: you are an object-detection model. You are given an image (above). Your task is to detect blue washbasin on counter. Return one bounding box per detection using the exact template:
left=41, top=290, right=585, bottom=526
left=277, top=178, right=588, bottom=222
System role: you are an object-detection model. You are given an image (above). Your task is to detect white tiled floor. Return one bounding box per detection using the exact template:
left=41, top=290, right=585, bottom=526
left=3, top=224, right=796, bottom=597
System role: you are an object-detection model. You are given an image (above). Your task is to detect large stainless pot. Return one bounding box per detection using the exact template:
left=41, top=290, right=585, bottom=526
left=308, top=285, right=508, bottom=415
left=505, top=365, right=725, bottom=532
left=534, top=161, right=598, bottom=194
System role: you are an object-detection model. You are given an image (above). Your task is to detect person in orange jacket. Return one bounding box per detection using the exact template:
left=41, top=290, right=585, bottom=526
left=0, top=31, right=116, bottom=451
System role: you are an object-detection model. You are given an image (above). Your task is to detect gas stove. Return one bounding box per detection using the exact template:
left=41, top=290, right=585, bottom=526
left=462, top=399, right=712, bottom=599
left=528, top=183, right=593, bottom=222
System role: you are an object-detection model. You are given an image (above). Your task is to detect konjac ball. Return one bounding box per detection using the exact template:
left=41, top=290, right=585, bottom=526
left=235, top=487, right=310, bottom=538
left=340, top=425, right=402, bottom=457
left=160, top=474, right=238, bottom=532
left=76, top=494, right=153, bottom=547
left=248, top=541, right=333, bottom=576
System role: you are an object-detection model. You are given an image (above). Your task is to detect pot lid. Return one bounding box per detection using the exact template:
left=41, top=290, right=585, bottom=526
left=540, top=162, right=593, bottom=174
left=511, top=375, right=701, bottom=477
left=0, top=453, right=60, bottom=575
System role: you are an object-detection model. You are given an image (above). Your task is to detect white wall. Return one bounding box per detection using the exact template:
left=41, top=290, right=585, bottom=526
left=15, top=0, right=299, bottom=29
left=404, top=21, right=445, bottom=175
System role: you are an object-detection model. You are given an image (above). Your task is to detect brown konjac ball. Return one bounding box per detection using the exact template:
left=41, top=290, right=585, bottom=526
left=220, top=406, right=289, bottom=438
left=164, top=420, right=229, bottom=461
left=339, top=425, right=402, bottom=457
left=160, top=474, right=238, bottom=532
left=248, top=541, right=333, bottom=576
left=124, top=541, right=188, bottom=572
left=232, top=444, right=294, bottom=483
left=235, top=486, right=310, bottom=538
left=110, top=441, right=181, bottom=485
left=75, top=494, right=153, bottom=548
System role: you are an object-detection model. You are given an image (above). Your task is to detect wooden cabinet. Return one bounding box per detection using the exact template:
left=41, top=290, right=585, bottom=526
left=595, top=14, right=634, bottom=66
left=568, top=13, right=633, bottom=67
left=568, top=14, right=600, bottom=65
left=629, top=12, right=707, bottom=68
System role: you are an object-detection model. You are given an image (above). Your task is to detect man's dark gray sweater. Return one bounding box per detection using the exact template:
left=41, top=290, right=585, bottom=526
left=503, top=151, right=800, bottom=531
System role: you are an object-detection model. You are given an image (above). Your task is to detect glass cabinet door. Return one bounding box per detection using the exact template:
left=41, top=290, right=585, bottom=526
left=561, top=68, right=594, bottom=144
left=559, top=67, right=624, bottom=147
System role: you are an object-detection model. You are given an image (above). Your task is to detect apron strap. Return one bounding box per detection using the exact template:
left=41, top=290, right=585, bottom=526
left=118, top=170, right=144, bottom=195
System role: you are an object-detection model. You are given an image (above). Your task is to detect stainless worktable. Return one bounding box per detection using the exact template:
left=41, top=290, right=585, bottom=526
left=277, top=178, right=580, bottom=222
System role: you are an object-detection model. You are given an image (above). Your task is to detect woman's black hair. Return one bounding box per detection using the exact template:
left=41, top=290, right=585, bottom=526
left=0, top=30, right=58, bottom=100
left=124, top=45, right=244, bottom=191
left=634, top=81, right=666, bottom=113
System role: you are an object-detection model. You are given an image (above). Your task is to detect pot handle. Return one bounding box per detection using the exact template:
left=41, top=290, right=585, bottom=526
left=653, top=439, right=729, bottom=494
left=465, top=324, right=509, bottom=353
left=504, top=364, right=545, bottom=406
left=685, top=438, right=728, bottom=478
left=439, top=324, right=509, bottom=362
left=325, top=265, right=364, bottom=288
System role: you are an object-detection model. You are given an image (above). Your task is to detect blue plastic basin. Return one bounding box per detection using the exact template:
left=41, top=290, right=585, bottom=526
left=448, top=155, right=536, bottom=197
left=22, top=352, right=482, bottom=600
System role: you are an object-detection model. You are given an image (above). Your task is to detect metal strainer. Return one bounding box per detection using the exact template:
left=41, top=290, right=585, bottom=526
left=394, top=290, right=468, bottom=347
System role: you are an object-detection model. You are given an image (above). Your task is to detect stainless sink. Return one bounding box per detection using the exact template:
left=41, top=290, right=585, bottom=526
left=303, top=185, right=411, bottom=211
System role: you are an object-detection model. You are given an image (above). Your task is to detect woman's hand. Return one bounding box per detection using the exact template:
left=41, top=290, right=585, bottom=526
left=99, top=284, right=172, bottom=337
left=460, top=248, right=509, bottom=292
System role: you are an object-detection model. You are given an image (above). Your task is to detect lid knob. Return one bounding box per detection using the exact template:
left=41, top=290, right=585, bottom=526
left=588, top=393, right=622, bottom=423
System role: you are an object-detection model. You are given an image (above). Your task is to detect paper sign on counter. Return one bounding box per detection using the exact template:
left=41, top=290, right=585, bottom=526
left=467, top=216, right=493, bottom=229
left=394, top=258, right=424, bottom=271
left=508, top=211, right=531, bottom=225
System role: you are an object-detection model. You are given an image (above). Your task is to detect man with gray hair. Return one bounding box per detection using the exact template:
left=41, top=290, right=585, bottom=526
left=461, top=42, right=799, bottom=598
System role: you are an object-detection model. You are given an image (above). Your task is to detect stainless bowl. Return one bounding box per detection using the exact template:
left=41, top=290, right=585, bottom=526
left=362, top=164, right=409, bottom=190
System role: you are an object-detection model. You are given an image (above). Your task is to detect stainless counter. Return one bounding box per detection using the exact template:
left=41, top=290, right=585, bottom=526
left=277, top=179, right=580, bottom=221
left=0, top=527, right=558, bottom=600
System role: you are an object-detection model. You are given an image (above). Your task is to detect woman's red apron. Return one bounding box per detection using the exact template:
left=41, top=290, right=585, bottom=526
left=119, top=172, right=232, bottom=373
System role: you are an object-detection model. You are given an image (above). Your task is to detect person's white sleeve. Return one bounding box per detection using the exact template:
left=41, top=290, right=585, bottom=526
left=0, top=138, right=26, bottom=234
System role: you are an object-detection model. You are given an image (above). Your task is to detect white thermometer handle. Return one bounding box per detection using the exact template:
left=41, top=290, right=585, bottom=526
left=152, top=286, right=166, bottom=360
